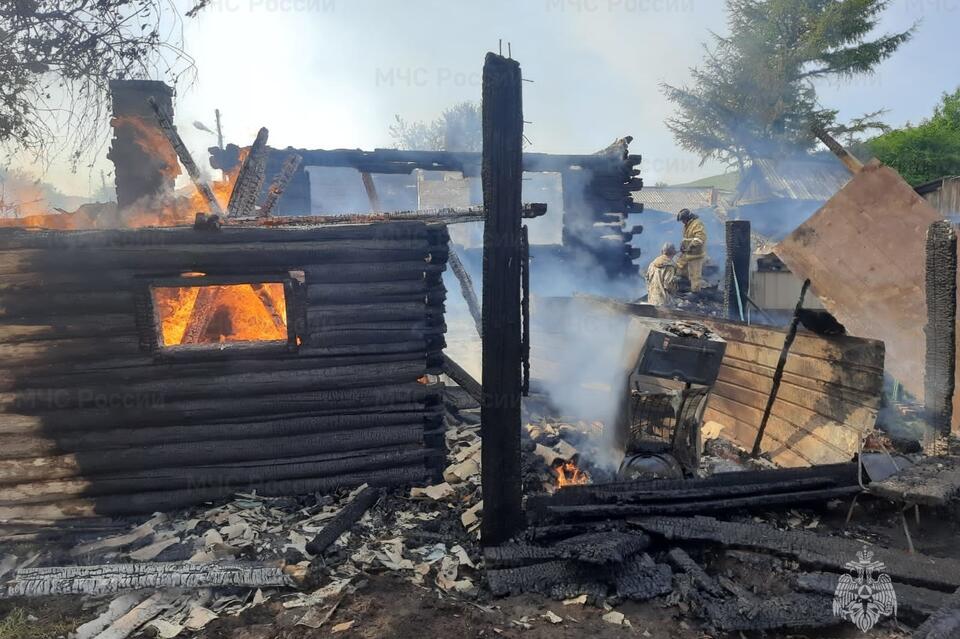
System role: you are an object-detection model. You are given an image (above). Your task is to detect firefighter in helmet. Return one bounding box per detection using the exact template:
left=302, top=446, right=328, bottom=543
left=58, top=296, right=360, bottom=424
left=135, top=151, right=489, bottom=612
left=645, top=242, right=678, bottom=306
left=675, top=208, right=707, bottom=292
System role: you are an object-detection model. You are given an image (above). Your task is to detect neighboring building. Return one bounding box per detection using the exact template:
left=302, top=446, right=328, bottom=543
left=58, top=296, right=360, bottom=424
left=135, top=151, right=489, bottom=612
left=729, top=156, right=852, bottom=240
left=916, top=176, right=960, bottom=219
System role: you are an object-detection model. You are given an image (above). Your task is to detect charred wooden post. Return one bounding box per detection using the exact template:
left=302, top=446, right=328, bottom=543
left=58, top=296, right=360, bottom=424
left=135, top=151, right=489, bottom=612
left=480, top=52, right=525, bottom=546
left=360, top=172, right=382, bottom=213
left=226, top=127, right=269, bottom=217
left=447, top=245, right=482, bottom=337
left=147, top=97, right=224, bottom=216
left=751, top=278, right=811, bottom=457
left=924, top=220, right=957, bottom=438
left=107, top=80, right=180, bottom=210
left=724, top=220, right=751, bottom=321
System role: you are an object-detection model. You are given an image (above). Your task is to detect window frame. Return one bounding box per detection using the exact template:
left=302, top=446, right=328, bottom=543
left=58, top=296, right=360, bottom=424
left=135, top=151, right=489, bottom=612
left=142, top=273, right=300, bottom=359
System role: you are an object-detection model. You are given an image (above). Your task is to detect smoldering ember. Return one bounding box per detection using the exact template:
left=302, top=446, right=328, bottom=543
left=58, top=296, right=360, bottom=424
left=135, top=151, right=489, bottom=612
left=1, top=3, right=959, bottom=639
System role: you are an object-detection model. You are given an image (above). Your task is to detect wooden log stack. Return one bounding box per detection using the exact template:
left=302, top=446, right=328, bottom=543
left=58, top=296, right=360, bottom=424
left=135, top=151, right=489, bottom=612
left=0, top=221, right=448, bottom=523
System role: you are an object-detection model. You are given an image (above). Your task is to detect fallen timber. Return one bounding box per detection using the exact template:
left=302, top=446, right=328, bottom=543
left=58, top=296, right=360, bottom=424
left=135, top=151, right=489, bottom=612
left=228, top=202, right=547, bottom=227
left=666, top=544, right=841, bottom=632
left=913, top=588, right=960, bottom=639
left=527, top=463, right=861, bottom=524
left=796, top=572, right=953, bottom=621
left=442, top=354, right=482, bottom=404
left=305, top=485, right=383, bottom=556
left=634, top=515, right=960, bottom=591
left=2, top=560, right=305, bottom=597
left=147, top=97, right=223, bottom=217
left=225, top=127, right=269, bottom=217
left=259, top=153, right=303, bottom=218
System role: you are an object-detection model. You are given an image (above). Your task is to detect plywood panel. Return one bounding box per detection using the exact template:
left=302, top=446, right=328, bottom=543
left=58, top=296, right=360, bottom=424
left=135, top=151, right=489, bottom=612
left=774, top=161, right=940, bottom=403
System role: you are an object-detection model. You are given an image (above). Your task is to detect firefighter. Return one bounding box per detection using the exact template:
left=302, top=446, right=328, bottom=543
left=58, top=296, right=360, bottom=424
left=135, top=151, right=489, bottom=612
left=675, top=208, right=707, bottom=292
left=645, top=242, right=678, bottom=306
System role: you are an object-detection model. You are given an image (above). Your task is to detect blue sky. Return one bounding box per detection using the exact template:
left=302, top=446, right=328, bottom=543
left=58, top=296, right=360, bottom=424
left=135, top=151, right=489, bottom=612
left=27, top=0, right=960, bottom=196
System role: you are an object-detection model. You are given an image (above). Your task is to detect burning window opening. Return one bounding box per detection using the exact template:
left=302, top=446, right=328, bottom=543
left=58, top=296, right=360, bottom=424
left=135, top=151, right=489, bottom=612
left=151, top=282, right=288, bottom=347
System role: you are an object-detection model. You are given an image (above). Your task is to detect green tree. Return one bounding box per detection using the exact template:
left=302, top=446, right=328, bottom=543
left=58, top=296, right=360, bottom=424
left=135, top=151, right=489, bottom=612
left=389, top=101, right=482, bottom=152
left=662, top=0, right=912, bottom=169
left=864, top=89, right=960, bottom=185
left=0, top=1, right=206, bottom=166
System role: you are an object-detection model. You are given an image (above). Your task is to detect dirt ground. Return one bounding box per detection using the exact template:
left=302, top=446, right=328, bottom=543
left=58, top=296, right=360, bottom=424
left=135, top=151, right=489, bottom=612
left=0, top=567, right=918, bottom=639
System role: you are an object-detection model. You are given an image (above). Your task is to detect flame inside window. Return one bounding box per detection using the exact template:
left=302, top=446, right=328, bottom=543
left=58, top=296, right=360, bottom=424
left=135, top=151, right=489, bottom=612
left=152, top=283, right=288, bottom=347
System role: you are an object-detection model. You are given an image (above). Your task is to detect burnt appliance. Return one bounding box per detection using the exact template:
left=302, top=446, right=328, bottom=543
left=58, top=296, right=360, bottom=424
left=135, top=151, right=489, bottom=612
left=616, top=320, right=726, bottom=479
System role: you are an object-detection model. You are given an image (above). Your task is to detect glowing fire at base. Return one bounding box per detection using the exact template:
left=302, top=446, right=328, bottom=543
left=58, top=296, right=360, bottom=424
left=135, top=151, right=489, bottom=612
left=552, top=458, right=590, bottom=488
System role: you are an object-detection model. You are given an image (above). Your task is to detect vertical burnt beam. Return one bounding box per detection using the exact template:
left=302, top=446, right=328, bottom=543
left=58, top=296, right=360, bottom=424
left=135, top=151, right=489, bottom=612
left=924, top=220, right=957, bottom=437
left=724, top=220, right=751, bottom=321
left=107, top=80, right=180, bottom=210
left=480, top=52, right=525, bottom=546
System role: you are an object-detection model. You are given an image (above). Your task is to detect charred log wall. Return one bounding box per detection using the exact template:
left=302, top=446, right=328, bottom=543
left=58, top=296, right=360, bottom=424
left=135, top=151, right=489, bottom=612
left=0, top=221, right=448, bottom=522
left=208, top=146, right=644, bottom=276
left=560, top=139, right=643, bottom=280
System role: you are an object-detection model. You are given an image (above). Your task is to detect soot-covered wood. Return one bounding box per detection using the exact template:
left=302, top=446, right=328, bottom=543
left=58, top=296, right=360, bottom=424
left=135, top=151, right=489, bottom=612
left=480, top=52, right=525, bottom=546
left=0, top=222, right=448, bottom=521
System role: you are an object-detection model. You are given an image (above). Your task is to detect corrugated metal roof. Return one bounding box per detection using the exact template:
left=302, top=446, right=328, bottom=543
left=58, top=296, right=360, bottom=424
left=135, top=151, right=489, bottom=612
left=636, top=186, right=729, bottom=212
left=732, top=157, right=851, bottom=206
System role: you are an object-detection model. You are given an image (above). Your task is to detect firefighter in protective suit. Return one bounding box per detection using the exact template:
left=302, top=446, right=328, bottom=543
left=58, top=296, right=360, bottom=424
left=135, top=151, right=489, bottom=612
left=645, top=243, right=678, bottom=306
left=675, top=208, right=707, bottom=292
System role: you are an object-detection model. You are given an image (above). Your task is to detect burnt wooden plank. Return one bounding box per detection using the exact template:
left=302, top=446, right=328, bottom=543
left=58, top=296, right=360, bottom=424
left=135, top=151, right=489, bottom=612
left=667, top=548, right=725, bottom=597
left=0, top=383, right=440, bottom=435
left=0, top=411, right=437, bottom=459
left=913, top=588, right=960, bottom=639
left=480, top=52, right=525, bottom=546
left=702, top=593, right=838, bottom=631
left=0, top=221, right=433, bottom=249
left=305, top=486, right=383, bottom=555
left=0, top=464, right=427, bottom=521
left=532, top=486, right=860, bottom=522
left=613, top=554, right=673, bottom=601
left=442, top=354, right=482, bottom=404
left=0, top=424, right=426, bottom=484
left=795, top=572, right=952, bottom=621
left=1, top=361, right=428, bottom=412
left=0, top=448, right=429, bottom=504
left=634, top=515, right=960, bottom=591
left=485, top=560, right=607, bottom=600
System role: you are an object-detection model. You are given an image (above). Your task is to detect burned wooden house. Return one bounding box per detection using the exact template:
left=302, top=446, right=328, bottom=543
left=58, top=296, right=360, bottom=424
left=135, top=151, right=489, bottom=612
left=0, top=221, right=448, bottom=522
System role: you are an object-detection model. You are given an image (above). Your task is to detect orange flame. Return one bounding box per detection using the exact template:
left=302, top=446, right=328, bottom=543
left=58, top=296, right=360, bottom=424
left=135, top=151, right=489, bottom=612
left=553, top=459, right=590, bottom=488
left=153, top=283, right=288, bottom=347
left=0, top=122, right=251, bottom=231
